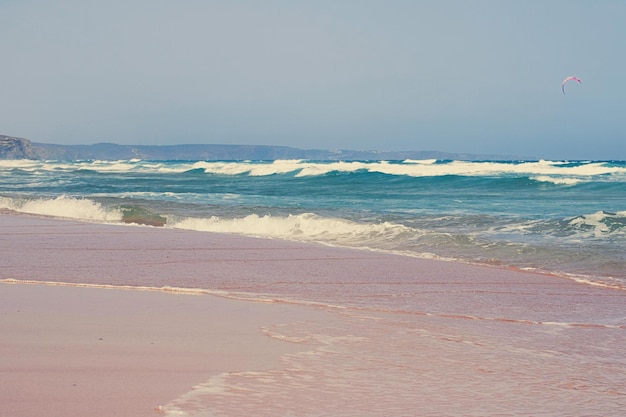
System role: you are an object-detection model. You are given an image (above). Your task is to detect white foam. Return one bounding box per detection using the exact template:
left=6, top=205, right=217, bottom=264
left=402, top=159, right=438, bottom=164
left=567, top=210, right=626, bottom=237
left=2, top=159, right=625, bottom=179
left=168, top=213, right=412, bottom=245
left=0, top=195, right=123, bottom=222
left=0, top=159, right=43, bottom=169
left=299, top=159, right=626, bottom=179
left=531, top=175, right=584, bottom=185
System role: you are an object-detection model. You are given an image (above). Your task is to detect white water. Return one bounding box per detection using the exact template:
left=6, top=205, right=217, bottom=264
left=3, top=158, right=626, bottom=178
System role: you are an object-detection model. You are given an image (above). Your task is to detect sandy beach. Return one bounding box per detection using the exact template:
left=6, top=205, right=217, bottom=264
left=0, top=213, right=333, bottom=416
left=0, top=283, right=319, bottom=417
left=2, top=212, right=625, bottom=416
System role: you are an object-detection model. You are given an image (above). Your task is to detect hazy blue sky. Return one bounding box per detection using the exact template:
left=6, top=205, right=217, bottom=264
left=1, top=0, right=624, bottom=159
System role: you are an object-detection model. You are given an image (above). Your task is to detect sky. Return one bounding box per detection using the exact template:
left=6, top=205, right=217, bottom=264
left=1, top=0, right=624, bottom=159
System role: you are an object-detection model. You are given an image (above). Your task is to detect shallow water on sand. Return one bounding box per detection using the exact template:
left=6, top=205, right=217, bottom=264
left=162, top=306, right=626, bottom=416
left=159, top=262, right=626, bottom=416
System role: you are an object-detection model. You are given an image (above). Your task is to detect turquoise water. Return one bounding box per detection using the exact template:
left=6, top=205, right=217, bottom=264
left=1, top=158, right=625, bottom=285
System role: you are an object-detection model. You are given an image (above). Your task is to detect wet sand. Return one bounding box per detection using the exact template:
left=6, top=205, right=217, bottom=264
left=0, top=283, right=319, bottom=417
left=0, top=213, right=334, bottom=417
left=1, top=212, right=625, bottom=416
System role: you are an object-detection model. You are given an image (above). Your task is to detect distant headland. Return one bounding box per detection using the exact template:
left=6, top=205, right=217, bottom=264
left=0, top=134, right=528, bottom=161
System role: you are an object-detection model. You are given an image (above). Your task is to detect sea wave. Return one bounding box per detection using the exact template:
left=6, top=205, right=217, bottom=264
left=490, top=211, right=626, bottom=240
left=2, top=159, right=625, bottom=181
left=566, top=210, right=626, bottom=237
left=168, top=212, right=415, bottom=247
left=3, top=193, right=624, bottom=244
left=3, top=191, right=624, bottom=241
left=0, top=195, right=123, bottom=222
left=0, top=195, right=171, bottom=226
left=171, top=159, right=626, bottom=179
left=530, top=175, right=585, bottom=185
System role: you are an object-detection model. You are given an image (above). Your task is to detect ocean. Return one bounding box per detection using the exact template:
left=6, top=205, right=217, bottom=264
left=1, top=158, right=625, bottom=288
left=2, top=157, right=626, bottom=416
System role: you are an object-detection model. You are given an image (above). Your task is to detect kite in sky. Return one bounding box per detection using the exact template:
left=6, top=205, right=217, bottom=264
left=562, top=76, right=581, bottom=95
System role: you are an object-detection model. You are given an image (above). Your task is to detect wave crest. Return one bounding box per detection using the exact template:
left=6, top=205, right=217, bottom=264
left=169, top=213, right=413, bottom=246
left=0, top=195, right=123, bottom=222
left=566, top=211, right=626, bottom=237
left=3, top=159, right=625, bottom=180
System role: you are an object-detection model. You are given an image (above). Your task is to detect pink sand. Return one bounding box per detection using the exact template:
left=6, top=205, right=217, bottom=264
left=0, top=214, right=333, bottom=417
left=0, top=282, right=326, bottom=417
left=2, top=213, right=625, bottom=416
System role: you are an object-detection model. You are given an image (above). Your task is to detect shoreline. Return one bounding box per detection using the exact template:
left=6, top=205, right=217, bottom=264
left=2, top=212, right=626, bottom=416
left=3, top=211, right=625, bottom=326
left=2, top=207, right=623, bottom=292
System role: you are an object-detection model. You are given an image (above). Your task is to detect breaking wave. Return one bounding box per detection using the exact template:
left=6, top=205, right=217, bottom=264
left=2, top=159, right=625, bottom=180
left=168, top=213, right=415, bottom=248
left=0, top=195, right=123, bottom=222
left=0, top=195, right=166, bottom=226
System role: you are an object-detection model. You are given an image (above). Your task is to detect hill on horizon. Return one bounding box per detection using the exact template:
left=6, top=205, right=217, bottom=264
left=1, top=134, right=531, bottom=161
